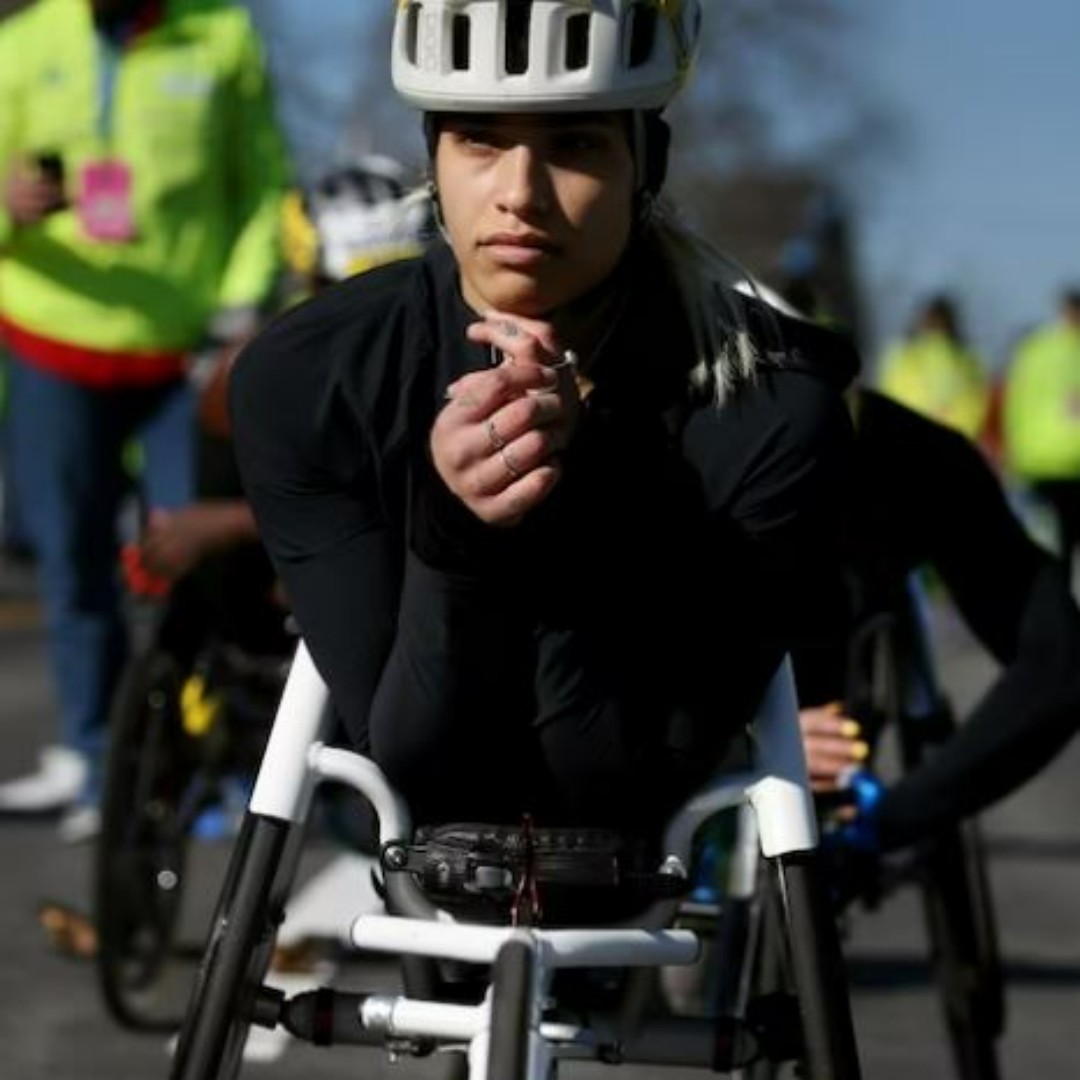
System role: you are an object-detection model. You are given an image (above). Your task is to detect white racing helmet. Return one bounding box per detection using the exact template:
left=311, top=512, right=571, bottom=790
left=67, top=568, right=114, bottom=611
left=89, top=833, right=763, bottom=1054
left=391, top=0, right=704, bottom=114
left=282, top=155, right=433, bottom=283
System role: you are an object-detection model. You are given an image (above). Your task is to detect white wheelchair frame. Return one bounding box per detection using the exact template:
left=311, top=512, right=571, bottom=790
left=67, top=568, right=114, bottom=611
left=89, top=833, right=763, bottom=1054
left=169, top=641, right=863, bottom=1080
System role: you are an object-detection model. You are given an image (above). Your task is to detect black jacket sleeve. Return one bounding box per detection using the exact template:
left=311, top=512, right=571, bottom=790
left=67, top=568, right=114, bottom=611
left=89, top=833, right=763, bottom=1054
left=879, top=560, right=1080, bottom=848
left=862, top=405, right=1080, bottom=847
left=229, top=286, right=408, bottom=752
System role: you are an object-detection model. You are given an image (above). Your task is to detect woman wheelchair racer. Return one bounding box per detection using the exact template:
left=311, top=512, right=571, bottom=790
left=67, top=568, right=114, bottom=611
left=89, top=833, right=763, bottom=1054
left=231, top=0, right=860, bottom=837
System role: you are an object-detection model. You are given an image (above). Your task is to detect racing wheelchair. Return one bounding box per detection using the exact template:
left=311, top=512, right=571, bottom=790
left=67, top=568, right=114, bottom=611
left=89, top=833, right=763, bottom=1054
left=707, top=574, right=1003, bottom=1080
left=166, top=644, right=864, bottom=1080
left=839, top=574, right=1004, bottom=1080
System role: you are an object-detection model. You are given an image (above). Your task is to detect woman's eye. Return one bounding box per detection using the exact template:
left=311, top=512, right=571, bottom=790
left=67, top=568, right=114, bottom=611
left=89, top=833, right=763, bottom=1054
left=553, top=131, right=608, bottom=156
left=456, top=128, right=502, bottom=150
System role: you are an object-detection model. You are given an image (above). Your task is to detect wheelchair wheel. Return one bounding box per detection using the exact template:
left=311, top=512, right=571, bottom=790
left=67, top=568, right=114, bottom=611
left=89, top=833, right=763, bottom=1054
left=169, top=813, right=293, bottom=1080
left=919, top=821, right=1004, bottom=1080
left=487, top=939, right=534, bottom=1080
left=739, top=874, right=803, bottom=1080
left=739, top=854, right=863, bottom=1080
left=95, top=649, right=205, bottom=1031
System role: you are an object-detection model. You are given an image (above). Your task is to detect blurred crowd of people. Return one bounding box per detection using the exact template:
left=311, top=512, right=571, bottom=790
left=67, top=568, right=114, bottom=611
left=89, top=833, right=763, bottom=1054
left=874, top=286, right=1080, bottom=575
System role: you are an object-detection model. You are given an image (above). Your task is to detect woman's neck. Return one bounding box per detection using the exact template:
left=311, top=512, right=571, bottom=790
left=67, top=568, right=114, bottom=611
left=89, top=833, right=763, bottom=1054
left=551, top=244, right=639, bottom=376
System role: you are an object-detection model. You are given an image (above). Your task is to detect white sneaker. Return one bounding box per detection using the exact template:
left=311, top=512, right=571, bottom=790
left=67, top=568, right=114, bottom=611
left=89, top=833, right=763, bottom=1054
left=0, top=746, right=87, bottom=813
left=57, top=804, right=101, bottom=845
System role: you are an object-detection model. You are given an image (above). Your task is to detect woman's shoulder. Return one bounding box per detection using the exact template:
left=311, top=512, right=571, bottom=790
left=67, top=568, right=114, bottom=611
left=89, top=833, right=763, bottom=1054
left=714, top=296, right=859, bottom=440
left=235, top=256, right=437, bottom=399
left=230, top=253, right=447, bottom=463
left=263, top=257, right=429, bottom=355
left=754, top=302, right=862, bottom=393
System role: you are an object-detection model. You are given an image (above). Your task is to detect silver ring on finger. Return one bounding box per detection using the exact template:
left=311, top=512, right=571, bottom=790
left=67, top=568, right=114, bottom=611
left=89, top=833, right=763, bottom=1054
left=485, top=417, right=507, bottom=451
left=498, top=445, right=522, bottom=480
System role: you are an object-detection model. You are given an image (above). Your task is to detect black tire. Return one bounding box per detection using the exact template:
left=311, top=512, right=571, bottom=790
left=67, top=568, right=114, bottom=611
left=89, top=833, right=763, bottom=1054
left=487, top=938, right=534, bottom=1080
left=920, top=821, right=1004, bottom=1080
left=169, top=813, right=291, bottom=1080
left=960, top=823, right=1005, bottom=1038
left=95, top=649, right=206, bottom=1031
left=887, top=582, right=1005, bottom=1080
left=898, top=706, right=1004, bottom=1078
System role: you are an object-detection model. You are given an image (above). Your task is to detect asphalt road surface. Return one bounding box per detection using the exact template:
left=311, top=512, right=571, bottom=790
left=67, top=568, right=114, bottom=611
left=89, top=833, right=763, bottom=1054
left=1, top=575, right=1078, bottom=1080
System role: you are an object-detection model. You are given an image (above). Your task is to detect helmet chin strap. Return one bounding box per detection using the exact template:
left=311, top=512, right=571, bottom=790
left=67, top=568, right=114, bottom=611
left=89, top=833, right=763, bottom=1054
left=638, top=111, right=671, bottom=195
left=426, top=178, right=450, bottom=245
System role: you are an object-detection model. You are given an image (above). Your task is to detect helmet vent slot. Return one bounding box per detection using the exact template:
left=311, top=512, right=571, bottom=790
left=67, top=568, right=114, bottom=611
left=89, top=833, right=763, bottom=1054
left=505, top=0, right=532, bottom=75
left=565, top=13, right=590, bottom=71
left=451, top=14, right=471, bottom=70
left=404, top=2, right=420, bottom=65
left=627, top=3, right=658, bottom=69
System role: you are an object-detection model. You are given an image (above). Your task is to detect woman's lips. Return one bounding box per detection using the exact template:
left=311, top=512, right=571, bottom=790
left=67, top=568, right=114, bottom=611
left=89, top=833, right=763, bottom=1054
left=482, top=235, right=556, bottom=268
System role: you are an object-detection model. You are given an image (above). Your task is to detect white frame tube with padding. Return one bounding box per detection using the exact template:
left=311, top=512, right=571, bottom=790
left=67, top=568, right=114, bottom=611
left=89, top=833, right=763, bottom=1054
left=663, top=654, right=818, bottom=866
left=248, top=640, right=332, bottom=821
left=351, top=916, right=699, bottom=969
left=746, top=655, right=818, bottom=857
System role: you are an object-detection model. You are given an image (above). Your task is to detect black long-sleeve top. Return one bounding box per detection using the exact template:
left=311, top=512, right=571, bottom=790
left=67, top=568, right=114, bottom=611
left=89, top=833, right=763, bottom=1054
left=795, top=389, right=1080, bottom=848
left=230, top=239, right=858, bottom=831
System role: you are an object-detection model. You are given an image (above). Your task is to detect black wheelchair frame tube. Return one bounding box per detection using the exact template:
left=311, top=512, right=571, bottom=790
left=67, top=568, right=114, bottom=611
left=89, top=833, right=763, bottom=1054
left=774, top=851, right=863, bottom=1080
left=170, top=811, right=293, bottom=1080
left=487, top=939, right=535, bottom=1080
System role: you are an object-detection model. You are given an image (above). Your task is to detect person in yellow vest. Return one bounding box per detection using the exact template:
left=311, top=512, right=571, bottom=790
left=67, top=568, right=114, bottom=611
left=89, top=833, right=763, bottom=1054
left=0, top=0, right=288, bottom=841
left=32, top=157, right=434, bottom=960
left=1003, top=288, right=1080, bottom=569
left=877, top=293, right=991, bottom=442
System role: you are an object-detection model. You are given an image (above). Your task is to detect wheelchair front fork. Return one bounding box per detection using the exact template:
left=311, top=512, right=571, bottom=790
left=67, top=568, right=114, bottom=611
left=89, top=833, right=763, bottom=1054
left=775, top=850, right=863, bottom=1080
left=170, top=812, right=297, bottom=1080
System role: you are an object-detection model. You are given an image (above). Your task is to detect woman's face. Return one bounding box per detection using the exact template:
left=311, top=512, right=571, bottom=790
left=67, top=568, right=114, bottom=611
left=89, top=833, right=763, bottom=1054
left=434, top=112, right=636, bottom=318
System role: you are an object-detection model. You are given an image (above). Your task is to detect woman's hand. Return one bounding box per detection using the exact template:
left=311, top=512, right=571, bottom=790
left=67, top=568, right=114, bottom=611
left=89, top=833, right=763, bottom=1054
left=799, top=701, right=869, bottom=793
left=431, top=311, right=580, bottom=527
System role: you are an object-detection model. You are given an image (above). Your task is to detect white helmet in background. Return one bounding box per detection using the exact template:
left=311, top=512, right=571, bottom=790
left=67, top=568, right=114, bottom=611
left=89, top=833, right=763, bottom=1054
left=391, top=0, right=704, bottom=114
left=282, top=155, right=432, bottom=283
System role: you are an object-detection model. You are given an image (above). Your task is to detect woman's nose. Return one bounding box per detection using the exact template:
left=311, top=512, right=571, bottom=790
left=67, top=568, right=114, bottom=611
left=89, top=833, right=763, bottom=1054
left=496, top=143, right=552, bottom=216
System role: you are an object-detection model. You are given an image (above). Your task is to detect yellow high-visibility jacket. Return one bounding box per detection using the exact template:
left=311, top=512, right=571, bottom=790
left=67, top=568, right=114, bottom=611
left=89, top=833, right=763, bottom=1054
left=877, top=331, right=990, bottom=442
left=0, top=0, right=287, bottom=365
left=1004, top=323, right=1080, bottom=481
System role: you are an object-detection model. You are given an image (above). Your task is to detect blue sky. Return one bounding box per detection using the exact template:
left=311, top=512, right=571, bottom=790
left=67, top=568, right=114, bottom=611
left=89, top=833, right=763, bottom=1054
left=244, top=1, right=1080, bottom=373
left=839, top=0, right=1080, bottom=369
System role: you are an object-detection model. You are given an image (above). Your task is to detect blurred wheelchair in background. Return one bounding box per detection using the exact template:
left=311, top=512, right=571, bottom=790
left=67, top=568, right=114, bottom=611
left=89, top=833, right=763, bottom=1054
left=834, top=574, right=1004, bottom=1080
left=93, top=533, right=295, bottom=1033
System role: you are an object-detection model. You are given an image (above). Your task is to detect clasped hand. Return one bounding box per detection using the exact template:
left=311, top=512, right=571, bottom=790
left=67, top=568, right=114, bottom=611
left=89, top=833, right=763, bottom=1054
left=432, top=311, right=580, bottom=527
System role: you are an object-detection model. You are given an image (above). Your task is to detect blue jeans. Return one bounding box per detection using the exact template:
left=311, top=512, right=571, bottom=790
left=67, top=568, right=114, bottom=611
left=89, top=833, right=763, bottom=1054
left=8, top=355, right=195, bottom=803
left=0, top=348, right=32, bottom=554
